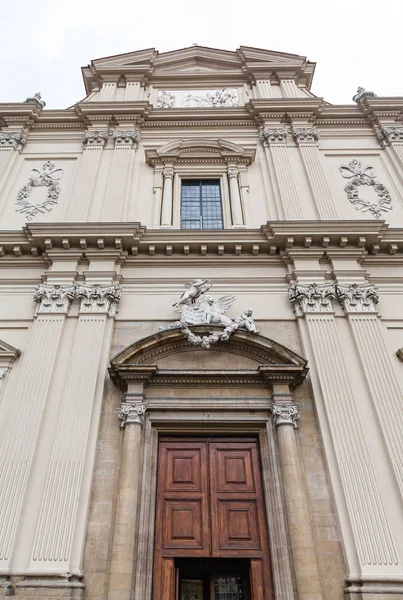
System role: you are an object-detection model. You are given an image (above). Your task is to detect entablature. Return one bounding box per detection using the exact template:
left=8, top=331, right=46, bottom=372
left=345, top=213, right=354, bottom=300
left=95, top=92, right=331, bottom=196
left=0, top=222, right=402, bottom=268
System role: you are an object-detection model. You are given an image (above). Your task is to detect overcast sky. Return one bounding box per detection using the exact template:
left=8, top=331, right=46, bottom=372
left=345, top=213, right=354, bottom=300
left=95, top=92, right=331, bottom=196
left=2, top=0, right=402, bottom=109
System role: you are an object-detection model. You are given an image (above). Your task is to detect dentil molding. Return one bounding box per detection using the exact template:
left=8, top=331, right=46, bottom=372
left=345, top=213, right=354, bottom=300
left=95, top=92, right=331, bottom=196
left=271, top=403, right=300, bottom=428
left=117, top=402, right=147, bottom=427
left=77, top=284, right=122, bottom=316
left=33, top=284, right=75, bottom=315
left=288, top=283, right=335, bottom=316
left=336, top=283, right=379, bottom=313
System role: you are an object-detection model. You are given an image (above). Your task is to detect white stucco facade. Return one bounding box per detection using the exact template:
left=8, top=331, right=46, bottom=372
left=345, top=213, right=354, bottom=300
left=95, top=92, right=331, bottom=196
left=0, top=45, right=403, bottom=600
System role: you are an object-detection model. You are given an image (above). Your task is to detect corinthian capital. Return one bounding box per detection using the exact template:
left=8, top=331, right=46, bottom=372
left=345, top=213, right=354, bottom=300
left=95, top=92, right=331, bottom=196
left=0, top=132, right=27, bottom=150
left=271, top=403, right=300, bottom=428
left=82, top=130, right=110, bottom=147
left=288, top=283, right=335, bottom=316
left=163, top=169, right=174, bottom=180
left=292, top=127, right=320, bottom=145
left=259, top=128, right=288, bottom=144
left=112, top=130, right=141, bottom=146
left=380, top=126, right=403, bottom=144
left=336, top=283, right=379, bottom=313
left=227, top=168, right=239, bottom=179
left=118, top=402, right=147, bottom=427
left=77, top=284, right=122, bottom=316
left=33, top=284, right=76, bottom=315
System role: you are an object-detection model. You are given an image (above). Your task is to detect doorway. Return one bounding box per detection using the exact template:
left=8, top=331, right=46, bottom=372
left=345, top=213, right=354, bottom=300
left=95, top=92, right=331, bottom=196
left=153, top=438, right=273, bottom=600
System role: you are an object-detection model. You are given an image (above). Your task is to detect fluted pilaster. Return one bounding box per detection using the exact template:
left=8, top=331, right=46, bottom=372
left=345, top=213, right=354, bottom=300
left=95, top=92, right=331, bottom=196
left=336, top=283, right=403, bottom=499
left=289, top=284, right=399, bottom=573
left=259, top=128, right=302, bottom=219
left=292, top=127, right=338, bottom=219
left=30, top=284, right=120, bottom=569
left=0, top=313, right=66, bottom=569
left=67, top=130, right=109, bottom=221
left=101, top=131, right=140, bottom=221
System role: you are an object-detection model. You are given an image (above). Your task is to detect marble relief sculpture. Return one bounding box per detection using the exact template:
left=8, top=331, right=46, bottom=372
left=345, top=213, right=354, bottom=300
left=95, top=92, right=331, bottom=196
left=163, top=278, right=258, bottom=348
left=339, top=159, right=392, bottom=218
left=16, top=161, right=64, bottom=220
left=157, top=88, right=239, bottom=108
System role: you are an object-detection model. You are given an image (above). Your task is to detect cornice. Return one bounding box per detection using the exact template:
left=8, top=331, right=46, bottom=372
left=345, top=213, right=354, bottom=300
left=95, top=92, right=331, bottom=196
left=0, top=221, right=402, bottom=264
left=245, top=98, right=325, bottom=122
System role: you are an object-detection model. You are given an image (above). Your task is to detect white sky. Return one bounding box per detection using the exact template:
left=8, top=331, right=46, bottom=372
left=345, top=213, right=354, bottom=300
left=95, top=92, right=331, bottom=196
left=2, top=0, right=402, bottom=109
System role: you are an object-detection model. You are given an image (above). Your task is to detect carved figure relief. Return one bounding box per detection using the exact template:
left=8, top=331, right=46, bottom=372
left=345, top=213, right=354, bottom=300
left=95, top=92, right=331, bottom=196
left=163, top=278, right=258, bottom=348
left=157, top=89, right=239, bottom=108
left=339, top=159, right=392, bottom=218
left=16, top=161, right=64, bottom=221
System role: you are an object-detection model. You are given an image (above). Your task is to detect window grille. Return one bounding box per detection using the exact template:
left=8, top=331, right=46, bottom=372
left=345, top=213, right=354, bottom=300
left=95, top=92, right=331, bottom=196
left=181, top=179, right=223, bottom=229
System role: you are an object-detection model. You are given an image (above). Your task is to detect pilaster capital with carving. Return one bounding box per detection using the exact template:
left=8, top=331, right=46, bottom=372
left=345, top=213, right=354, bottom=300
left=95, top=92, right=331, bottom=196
left=292, top=127, right=320, bottom=145
left=288, top=283, right=335, bottom=316
left=336, top=283, right=379, bottom=313
left=33, top=284, right=76, bottom=315
left=117, top=402, right=147, bottom=427
left=112, top=130, right=141, bottom=147
left=227, top=168, right=239, bottom=179
left=82, top=130, right=110, bottom=148
left=380, top=126, right=403, bottom=144
left=259, top=127, right=288, bottom=144
left=0, top=131, right=27, bottom=150
left=77, top=284, right=122, bottom=316
left=163, top=169, right=174, bottom=180
left=271, top=403, right=300, bottom=428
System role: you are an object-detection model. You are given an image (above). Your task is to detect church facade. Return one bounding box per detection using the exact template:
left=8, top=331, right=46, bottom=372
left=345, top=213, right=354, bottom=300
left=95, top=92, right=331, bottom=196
left=0, top=45, right=403, bottom=600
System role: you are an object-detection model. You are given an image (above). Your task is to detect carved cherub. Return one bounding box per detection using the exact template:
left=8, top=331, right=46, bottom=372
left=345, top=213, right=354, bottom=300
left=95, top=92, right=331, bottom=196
left=235, top=308, right=259, bottom=333
left=173, top=278, right=211, bottom=308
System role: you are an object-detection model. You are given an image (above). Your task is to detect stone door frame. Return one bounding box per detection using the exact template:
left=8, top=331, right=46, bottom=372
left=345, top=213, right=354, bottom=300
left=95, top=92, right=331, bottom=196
left=132, top=411, right=296, bottom=600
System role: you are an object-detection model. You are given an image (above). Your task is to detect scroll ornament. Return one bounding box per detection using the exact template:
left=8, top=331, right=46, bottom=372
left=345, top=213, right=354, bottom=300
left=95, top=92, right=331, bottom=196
left=339, top=159, right=392, bottom=218
left=16, top=161, right=64, bottom=221
left=164, top=278, right=259, bottom=349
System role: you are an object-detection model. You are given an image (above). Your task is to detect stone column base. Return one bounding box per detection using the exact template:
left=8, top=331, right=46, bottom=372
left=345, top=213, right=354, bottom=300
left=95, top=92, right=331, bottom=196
left=5, top=575, right=84, bottom=599
left=345, top=577, right=403, bottom=598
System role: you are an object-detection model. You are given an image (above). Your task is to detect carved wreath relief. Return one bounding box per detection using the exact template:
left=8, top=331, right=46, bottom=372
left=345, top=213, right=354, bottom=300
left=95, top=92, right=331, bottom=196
left=16, top=161, right=64, bottom=220
left=163, top=278, right=259, bottom=349
left=339, top=159, right=392, bottom=219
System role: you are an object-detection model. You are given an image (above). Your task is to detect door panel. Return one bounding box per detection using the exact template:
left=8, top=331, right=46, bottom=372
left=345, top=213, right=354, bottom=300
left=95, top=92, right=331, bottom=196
left=216, top=500, right=261, bottom=550
left=153, top=438, right=273, bottom=600
left=210, top=442, right=264, bottom=558
left=155, top=441, right=210, bottom=557
left=163, top=500, right=205, bottom=549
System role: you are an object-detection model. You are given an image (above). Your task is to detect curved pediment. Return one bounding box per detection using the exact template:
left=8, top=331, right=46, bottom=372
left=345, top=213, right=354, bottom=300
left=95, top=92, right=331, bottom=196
left=145, top=138, right=255, bottom=166
left=109, top=326, right=307, bottom=390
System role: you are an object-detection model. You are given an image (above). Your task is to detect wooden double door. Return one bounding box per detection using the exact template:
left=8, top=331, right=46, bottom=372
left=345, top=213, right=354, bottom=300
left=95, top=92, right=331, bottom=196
left=153, top=438, right=273, bottom=600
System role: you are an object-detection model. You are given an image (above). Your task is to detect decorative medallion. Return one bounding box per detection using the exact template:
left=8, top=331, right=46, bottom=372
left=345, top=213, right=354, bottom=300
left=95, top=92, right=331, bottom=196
left=339, top=159, right=392, bottom=218
left=16, top=161, right=64, bottom=221
left=163, top=278, right=259, bottom=349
